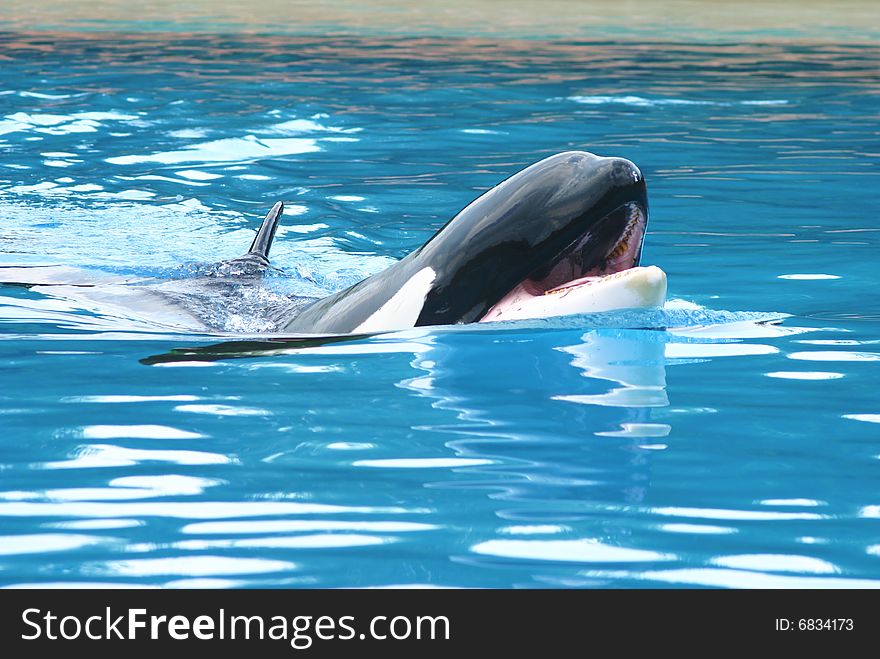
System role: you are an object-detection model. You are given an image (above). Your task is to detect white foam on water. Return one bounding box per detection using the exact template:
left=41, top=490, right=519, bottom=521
left=788, top=351, right=880, bottom=362
left=778, top=273, right=840, bottom=280
left=181, top=520, right=437, bottom=534
left=471, top=538, right=674, bottom=563
left=765, top=371, right=844, bottom=380
left=41, top=445, right=231, bottom=470
left=174, top=404, right=271, bottom=417
left=353, top=458, right=493, bottom=468
left=174, top=169, right=223, bottom=180
left=844, top=414, right=880, bottom=424
left=175, top=534, right=392, bottom=550
left=565, top=95, right=788, bottom=107
left=0, top=533, right=108, bottom=555
left=96, top=556, right=296, bottom=577
left=711, top=554, right=839, bottom=574
left=660, top=524, right=737, bottom=535
left=0, top=111, right=139, bottom=137
left=270, top=118, right=361, bottom=134
left=106, top=135, right=321, bottom=165
left=81, top=424, right=204, bottom=439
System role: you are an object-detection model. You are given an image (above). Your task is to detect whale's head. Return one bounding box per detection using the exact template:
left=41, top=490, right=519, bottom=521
left=283, top=150, right=665, bottom=335
left=411, top=150, right=664, bottom=326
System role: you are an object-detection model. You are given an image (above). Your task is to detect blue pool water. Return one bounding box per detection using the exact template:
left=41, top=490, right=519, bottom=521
left=1, top=30, right=879, bottom=588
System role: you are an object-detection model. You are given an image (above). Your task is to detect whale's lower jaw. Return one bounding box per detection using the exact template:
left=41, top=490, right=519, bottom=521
left=479, top=265, right=667, bottom=322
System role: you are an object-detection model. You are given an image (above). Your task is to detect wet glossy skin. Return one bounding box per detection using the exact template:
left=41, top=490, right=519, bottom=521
left=280, top=151, right=649, bottom=334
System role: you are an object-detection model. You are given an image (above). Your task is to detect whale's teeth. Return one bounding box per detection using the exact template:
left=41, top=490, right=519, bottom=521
left=607, top=211, right=639, bottom=256
left=608, top=239, right=629, bottom=259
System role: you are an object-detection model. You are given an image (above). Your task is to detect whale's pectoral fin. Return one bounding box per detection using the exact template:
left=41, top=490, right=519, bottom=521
left=139, top=332, right=368, bottom=365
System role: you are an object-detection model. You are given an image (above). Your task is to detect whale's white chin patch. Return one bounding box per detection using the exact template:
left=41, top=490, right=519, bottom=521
left=480, top=265, right=666, bottom=322
left=481, top=203, right=665, bottom=322
left=355, top=267, right=436, bottom=333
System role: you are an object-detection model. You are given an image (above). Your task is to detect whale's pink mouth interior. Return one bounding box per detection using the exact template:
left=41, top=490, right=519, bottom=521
left=481, top=203, right=646, bottom=321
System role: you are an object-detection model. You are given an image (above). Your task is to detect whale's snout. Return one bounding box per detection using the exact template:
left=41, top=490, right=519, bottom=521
left=609, top=157, right=642, bottom=186
left=554, top=151, right=641, bottom=185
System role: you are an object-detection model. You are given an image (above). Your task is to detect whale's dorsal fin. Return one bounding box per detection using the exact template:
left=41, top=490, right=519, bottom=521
left=245, top=201, right=284, bottom=263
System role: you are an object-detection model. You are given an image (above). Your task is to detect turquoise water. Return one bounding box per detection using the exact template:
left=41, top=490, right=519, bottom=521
left=1, top=32, right=879, bottom=588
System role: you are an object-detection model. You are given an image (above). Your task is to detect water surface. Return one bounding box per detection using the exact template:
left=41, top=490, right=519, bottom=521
left=0, top=29, right=878, bottom=588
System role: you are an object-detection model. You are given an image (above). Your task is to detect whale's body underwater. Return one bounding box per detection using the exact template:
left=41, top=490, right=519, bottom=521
left=0, top=151, right=667, bottom=335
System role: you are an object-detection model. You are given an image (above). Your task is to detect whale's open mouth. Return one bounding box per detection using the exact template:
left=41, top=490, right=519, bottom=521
left=481, top=202, right=655, bottom=322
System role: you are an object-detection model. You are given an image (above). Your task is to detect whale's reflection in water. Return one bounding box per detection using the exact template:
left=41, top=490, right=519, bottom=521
left=0, top=303, right=821, bottom=587
left=401, top=327, right=670, bottom=506
left=325, top=317, right=811, bottom=586
left=111, top=311, right=797, bottom=587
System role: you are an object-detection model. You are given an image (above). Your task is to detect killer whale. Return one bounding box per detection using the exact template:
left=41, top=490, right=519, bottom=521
left=0, top=151, right=666, bottom=336
left=280, top=150, right=665, bottom=333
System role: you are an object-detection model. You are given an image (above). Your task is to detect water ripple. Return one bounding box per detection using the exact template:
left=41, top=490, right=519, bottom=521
left=0, top=31, right=877, bottom=588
